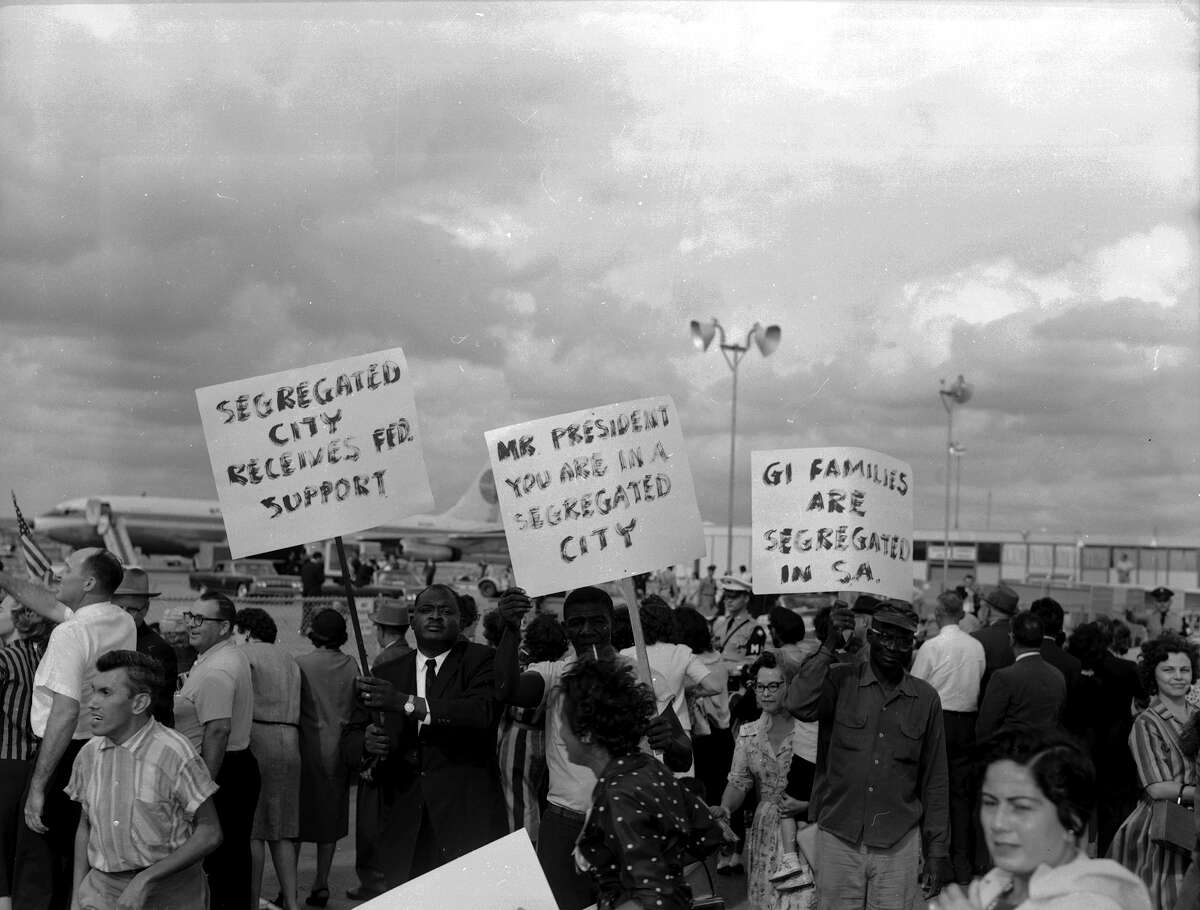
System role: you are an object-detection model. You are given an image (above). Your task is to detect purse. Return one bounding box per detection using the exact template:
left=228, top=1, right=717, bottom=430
left=1149, top=796, right=1195, bottom=853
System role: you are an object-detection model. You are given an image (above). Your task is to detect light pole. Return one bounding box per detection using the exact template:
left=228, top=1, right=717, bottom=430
left=939, top=375, right=972, bottom=589
left=950, top=443, right=966, bottom=530
left=690, top=317, right=781, bottom=575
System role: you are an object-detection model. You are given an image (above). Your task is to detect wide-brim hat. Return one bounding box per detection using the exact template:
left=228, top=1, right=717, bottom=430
left=872, top=603, right=919, bottom=634
left=368, top=600, right=409, bottom=627
left=983, top=583, right=1019, bottom=615
left=111, top=567, right=160, bottom=598
left=718, top=575, right=752, bottom=593
left=1150, top=586, right=1175, bottom=601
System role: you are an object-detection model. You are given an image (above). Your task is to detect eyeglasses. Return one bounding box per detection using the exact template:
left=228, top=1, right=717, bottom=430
left=869, top=629, right=915, bottom=650
left=754, top=682, right=785, bottom=693
left=182, top=612, right=225, bottom=629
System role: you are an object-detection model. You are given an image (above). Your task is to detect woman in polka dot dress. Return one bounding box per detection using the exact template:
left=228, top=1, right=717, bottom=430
left=563, top=658, right=729, bottom=910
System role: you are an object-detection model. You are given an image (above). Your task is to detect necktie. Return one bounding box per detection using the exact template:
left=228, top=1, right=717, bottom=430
left=425, top=658, right=437, bottom=700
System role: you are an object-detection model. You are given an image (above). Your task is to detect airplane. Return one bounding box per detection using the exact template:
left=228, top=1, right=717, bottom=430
left=32, top=467, right=509, bottom=564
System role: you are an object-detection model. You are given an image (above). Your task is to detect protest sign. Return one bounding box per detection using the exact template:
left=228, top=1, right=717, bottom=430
left=195, top=347, right=434, bottom=558
left=751, top=447, right=914, bottom=600
left=485, top=396, right=705, bottom=597
left=358, top=830, right=557, bottom=910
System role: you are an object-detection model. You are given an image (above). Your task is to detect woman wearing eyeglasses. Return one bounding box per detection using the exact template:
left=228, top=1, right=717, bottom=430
left=711, top=652, right=816, bottom=910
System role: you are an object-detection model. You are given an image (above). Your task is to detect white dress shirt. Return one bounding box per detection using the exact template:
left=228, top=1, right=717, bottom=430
left=910, top=623, right=986, bottom=712
left=31, top=601, right=137, bottom=739
left=414, top=647, right=450, bottom=729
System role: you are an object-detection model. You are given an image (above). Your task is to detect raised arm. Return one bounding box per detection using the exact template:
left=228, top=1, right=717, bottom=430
left=0, top=571, right=68, bottom=623
left=493, top=589, right=546, bottom=708
left=785, top=607, right=854, bottom=723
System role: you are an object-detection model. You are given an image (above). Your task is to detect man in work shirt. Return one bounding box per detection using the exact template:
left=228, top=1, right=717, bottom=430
left=787, top=602, right=950, bottom=908
left=68, top=650, right=220, bottom=910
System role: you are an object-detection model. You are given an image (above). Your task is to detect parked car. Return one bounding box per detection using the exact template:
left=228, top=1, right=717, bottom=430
left=188, top=559, right=303, bottom=599
left=320, top=568, right=421, bottom=603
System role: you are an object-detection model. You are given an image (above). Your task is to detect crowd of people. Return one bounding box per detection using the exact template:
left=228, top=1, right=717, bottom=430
left=0, top=548, right=1195, bottom=910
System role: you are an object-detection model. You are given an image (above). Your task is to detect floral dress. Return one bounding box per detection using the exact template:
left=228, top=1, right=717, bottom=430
left=728, top=716, right=816, bottom=910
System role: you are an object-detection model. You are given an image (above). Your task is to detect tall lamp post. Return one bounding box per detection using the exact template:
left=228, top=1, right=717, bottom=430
left=950, top=443, right=966, bottom=530
left=690, top=317, right=781, bottom=575
left=939, top=375, right=972, bottom=589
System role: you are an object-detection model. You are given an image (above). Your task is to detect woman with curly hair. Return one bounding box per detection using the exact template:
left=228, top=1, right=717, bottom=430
left=1107, top=633, right=1198, bottom=909
left=561, top=659, right=727, bottom=910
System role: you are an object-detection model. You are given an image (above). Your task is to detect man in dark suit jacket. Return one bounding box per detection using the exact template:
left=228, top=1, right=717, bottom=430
left=343, top=584, right=507, bottom=893
left=111, top=568, right=177, bottom=726
left=1029, top=597, right=1084, bottom=735
left=972, top=583, right=1020, bottom=698
left=976, top=611, right=1066, bottom=741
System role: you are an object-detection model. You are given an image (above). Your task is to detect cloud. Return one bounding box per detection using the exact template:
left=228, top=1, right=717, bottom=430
left=0, top=2, right=1195, bottom=547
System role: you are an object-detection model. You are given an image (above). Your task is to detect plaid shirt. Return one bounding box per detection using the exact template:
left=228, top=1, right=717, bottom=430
left=66, top=719, right=217, bottom=872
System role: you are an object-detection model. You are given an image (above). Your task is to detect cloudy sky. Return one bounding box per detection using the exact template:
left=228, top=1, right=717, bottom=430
left=1, top=1, right=1196, bottom=543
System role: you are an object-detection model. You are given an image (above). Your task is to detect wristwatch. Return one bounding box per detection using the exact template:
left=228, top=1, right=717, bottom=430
left=403, top=695, right=416, bottom=716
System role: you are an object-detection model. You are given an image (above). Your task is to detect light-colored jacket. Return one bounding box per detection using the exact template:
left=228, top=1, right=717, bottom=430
left=970, top=855, right=1151, bottom=910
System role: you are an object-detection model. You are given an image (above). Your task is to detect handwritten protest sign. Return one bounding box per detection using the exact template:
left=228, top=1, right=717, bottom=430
left=196, top=348, right=434, bottom=557
left=485, top=396, right=705, bottom=597
left=751, top=447, right=914, bottom=600
left=358, top=830, right=556, bottom=909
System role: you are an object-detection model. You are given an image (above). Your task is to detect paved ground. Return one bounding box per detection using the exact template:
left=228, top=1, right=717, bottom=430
left=147, top=568, right=750, bottom=909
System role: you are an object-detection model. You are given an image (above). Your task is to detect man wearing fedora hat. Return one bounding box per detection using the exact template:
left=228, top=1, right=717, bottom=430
left=111, top=568, right=176, bottom=727
left=971, top=583, right=1020, bottom=697
left=369, top=600, right=411, bottom=671
left=787, top=601, right=950, bottom=906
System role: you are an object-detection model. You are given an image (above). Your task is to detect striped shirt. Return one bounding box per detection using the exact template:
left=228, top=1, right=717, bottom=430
left=65, top=718, right=218, bottom=873
left=0, top=638, right=43, bottom=760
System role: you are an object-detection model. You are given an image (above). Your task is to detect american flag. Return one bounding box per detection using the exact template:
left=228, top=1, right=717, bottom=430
left=11, top=493, right=54, bottom=585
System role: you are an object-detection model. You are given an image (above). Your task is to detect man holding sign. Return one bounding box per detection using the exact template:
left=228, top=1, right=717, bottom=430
left=785, top=602, right=950, bottom=906
left=341, top=584, right=507, bottom=892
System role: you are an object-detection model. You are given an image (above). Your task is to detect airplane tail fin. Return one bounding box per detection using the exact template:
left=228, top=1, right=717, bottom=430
left=442, top=467, right=500, bottom=526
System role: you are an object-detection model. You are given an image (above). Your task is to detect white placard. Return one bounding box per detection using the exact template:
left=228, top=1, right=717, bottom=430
left=751, top=447, right=914, bottom=600
left=485, top=396, right=705, bottom=597
left=195, top=347, right=434, bottom=557
left=358, top=830, right=557, bottom=910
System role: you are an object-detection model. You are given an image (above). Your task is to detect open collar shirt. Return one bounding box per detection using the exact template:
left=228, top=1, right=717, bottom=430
left=31, top=601, right=136, bottom=739
left=910, top=624, right=986, bottom=712
left=65, top=718, right=218, bottom=873
left=786, top=645, right=949, bottom=857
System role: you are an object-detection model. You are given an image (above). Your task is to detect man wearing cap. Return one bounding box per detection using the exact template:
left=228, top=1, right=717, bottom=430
left=910, top=590, right=985, bottom=885
left=787, top=601, right=950, bottom=907
left=111, top=568, right=177, bottom=727
left=711, top=576, right=766, bottom=682
left=369, top=600, right=411, bottom=671
left=1144, top=587, right=1184, bottom=638
left=971, top=582, right=1019, bottom=697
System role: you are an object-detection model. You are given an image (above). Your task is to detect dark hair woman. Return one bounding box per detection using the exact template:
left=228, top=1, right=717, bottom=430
left=561, top=659, right=727, bottom=910
left=1106, top=634, right=1198, bottom=910
left=294, top=609, right=357, bottom=907
left=932, top=728, right=1150, bottom=910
